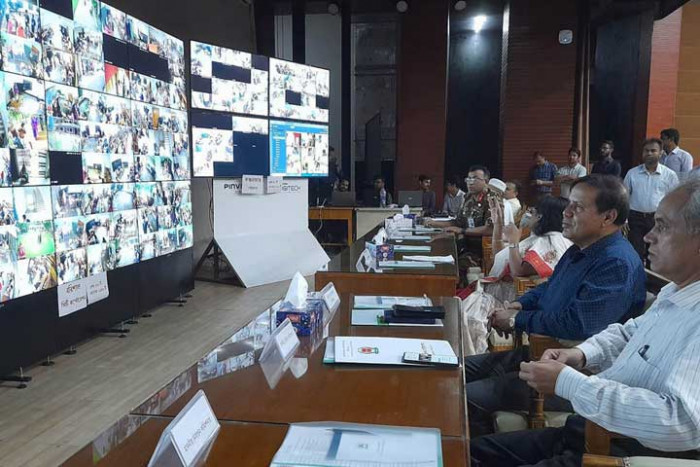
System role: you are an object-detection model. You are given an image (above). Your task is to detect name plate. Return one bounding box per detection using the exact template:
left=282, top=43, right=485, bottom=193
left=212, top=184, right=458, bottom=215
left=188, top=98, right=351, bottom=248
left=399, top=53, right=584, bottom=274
left=242, top=175, right=264, bottom=195
left=169, top=391, right=220, bottom=466
left=275, top=320, right=300, bottom=360
left=266, top=176, right=283, bottom=194
left=320, top=283, right=340, bottom=315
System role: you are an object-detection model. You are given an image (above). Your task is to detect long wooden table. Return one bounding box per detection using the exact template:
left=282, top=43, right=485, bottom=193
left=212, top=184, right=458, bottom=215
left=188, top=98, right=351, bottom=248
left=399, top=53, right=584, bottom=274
left=62, top=418, right=468, bottom=466
left=315, top=225, right=459, bottom=296
left=63, top=294, right=470, bottom=466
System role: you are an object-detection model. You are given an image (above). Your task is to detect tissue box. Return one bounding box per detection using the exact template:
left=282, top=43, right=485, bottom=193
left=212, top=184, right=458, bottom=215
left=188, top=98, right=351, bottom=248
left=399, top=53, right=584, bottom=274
left=276, top=298, right=326, bottom=337
left=365, top=243, right=395, bottom=261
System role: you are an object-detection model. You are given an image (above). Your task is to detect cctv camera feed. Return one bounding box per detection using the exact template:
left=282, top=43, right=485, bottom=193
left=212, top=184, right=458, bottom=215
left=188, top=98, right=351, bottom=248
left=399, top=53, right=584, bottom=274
left=191, top=110, right=268, bottom=177
left=269, top=58, right=329, bottom=124
left=0, top=1, right=190, bottom=302
left=191, top=41, right=268, bottom=117
left=269, top=120, right=328, bottom=178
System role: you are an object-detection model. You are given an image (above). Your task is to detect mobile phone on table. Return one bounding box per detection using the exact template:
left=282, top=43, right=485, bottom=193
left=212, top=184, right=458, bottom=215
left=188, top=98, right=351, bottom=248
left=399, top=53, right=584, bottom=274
left=402, top=352, right=459, bottom=367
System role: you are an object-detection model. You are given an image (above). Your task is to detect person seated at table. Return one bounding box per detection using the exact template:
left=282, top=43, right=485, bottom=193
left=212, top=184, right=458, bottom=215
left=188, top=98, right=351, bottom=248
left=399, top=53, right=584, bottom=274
left=336, top=178, right=350, bottom=192
left=489, top=196, right=571, bottom=299
left=465, top=174, right=646, bottom=437
left=418, top=174, right=437, bottom=215
left=471, top=178, right=700, bottom=466
left=370, top=174, right=393, bottom=207
left=425, top=165, right=503, bottom=269
left=504, top=181, right=522, bottom=218
left=442, top=175, right=465, bottom=216
left=462, top=196, right=572, bottom=354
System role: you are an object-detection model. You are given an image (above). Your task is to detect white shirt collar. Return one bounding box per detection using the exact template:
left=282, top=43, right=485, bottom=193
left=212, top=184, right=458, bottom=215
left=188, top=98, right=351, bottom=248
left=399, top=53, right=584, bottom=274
left=657, top=280, right=700, bottom=310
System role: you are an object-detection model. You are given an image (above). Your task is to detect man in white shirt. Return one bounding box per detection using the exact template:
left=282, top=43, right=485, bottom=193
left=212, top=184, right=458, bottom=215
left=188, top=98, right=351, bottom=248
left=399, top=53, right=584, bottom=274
left=660, top=128, right=694, bottom=179
left=504, top=181, right=522, bottom=217
left=441, top=175, right=465, bottom=216
left=556, top=147, right=587, bottom=198
left=623, top=138, right=679, bottom=265
left=471, top=178, right=700, bottom=466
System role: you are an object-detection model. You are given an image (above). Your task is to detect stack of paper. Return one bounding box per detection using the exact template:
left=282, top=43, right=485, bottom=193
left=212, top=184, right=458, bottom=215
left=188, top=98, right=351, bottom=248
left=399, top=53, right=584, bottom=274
left=402, top=255, right=455, bottom=264
left=392, top=244, right=432, bottom=253
left=354, top=296, right=432, bottom=309
left=326, top=336, right=456, bottom=366
left=378, top=260, right=436, bottom=269
left=270, top=422, right=443, bottom=467
left=389, top=234, right=432, bottom=241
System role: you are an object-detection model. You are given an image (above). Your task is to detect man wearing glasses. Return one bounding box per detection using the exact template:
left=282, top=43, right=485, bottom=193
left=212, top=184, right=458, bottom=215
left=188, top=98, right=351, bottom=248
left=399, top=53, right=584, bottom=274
left=425, top=165, right=502, bottom=268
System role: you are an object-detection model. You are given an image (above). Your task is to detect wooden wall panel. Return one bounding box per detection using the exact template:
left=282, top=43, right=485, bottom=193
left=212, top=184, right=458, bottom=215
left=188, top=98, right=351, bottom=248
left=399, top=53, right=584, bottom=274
left=395, top=0, right=449, bottom=204
left=677, top=1, right=700, bottom=164
left=500, top=0, right=579, bottom=204
left=646, top=9, right=682, bottom=138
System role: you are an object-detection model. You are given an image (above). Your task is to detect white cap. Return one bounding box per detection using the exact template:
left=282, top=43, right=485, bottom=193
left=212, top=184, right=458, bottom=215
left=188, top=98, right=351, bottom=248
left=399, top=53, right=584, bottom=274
left=488, top=178, right=507, bottom=194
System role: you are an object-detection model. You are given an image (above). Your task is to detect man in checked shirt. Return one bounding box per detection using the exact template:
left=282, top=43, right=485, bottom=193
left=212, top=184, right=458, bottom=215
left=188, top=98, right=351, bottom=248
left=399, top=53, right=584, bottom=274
left=471, top=178, right=700, bottom=466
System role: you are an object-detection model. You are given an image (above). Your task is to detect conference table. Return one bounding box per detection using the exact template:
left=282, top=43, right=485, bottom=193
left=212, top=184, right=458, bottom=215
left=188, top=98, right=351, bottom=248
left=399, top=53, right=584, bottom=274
left=62, top=294, right=470, bottom=466
left=315, top=224, right=460, bottom=296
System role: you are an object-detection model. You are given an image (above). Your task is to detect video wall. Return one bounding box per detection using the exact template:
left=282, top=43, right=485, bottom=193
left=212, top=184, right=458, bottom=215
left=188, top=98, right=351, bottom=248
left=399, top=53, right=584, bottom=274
left=190, top=41, right=330, bottom=178
left=0, top=0, right=191, bottom=304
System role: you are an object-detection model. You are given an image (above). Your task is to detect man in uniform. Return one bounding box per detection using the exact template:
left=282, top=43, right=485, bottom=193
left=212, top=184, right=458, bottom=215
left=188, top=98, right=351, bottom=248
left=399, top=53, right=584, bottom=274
left=425, top=165, right=503, bottom=270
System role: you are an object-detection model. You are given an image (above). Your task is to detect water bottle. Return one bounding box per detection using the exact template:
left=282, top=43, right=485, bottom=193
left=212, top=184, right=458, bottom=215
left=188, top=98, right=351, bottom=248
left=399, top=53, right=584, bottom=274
left=380, top=189, right=387, bottom=208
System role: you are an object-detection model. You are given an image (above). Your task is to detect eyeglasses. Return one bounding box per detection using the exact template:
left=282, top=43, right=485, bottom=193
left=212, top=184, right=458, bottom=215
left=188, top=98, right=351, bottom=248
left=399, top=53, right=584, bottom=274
left=465, top=177, right=486, bottom=182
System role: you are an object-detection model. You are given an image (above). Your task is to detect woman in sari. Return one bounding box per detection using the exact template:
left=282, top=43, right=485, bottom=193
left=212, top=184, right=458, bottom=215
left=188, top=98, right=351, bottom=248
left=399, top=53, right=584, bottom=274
left=462, top=196, right=572, bottom=354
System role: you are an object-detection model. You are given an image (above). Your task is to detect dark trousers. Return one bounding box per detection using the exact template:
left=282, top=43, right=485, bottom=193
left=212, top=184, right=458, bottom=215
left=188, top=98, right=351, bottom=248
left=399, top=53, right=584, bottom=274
left=628, top=210, right=655, bottom=267
left=466, top=348, right=572, bottom=437
left=471, top=414, right=700, bottom=467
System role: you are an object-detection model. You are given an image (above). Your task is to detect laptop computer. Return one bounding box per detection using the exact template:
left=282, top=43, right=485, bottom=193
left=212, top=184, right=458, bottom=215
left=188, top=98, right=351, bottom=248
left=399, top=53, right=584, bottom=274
left=331, top=191, right=356, bottom=207
left=398, top=190, right=423, bottom=207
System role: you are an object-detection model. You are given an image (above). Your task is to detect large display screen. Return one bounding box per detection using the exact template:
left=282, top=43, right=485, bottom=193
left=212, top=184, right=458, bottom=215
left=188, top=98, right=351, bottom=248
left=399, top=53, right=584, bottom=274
left=269, top=58, right=329, bottom=124
left=269, top=120, right=328, bottom=178
left=0, top=1, right=191, bottom=304
left=190, top=41, right=268, bottom=116
left=191, top=110, right=268, bottom=177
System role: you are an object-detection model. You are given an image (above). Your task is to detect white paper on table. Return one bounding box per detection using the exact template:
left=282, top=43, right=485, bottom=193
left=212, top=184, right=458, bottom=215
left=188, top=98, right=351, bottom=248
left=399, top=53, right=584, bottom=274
left=402, top=255, right=455, bottom=264
left=378, top=260, right=436, bottom=269
left=353, top=296, right=432, bottom=309
left=392, top=244, right=431, bottom=253
left=270, top=423, right=441, bottom=467
left=351, top=309, right=444, bottom=328
left=323, top=337, right=336, bottom=363
left=389, top=234, right=431, bottom=241
left=333, top=336, right=456, bottom=365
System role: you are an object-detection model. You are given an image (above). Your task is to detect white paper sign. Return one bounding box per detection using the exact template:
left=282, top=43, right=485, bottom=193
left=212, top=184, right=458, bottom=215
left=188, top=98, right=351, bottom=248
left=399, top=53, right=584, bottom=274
left=169, top=392, right=219, bottom=466
left=266, top=176, right=283, bottom=194
left=242, top=175, right=264, bottom=195
left=58, top=280, right=88, bottom=317
left=85, top=272, right=109, bottom=305
left=275, top=321, right=300, bottom=360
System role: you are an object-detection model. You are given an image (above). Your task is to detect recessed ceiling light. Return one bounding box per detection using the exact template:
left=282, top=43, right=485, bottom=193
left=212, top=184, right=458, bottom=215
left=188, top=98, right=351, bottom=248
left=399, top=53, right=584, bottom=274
left=454, top=0, right=467, bottom=11
left=396, top=1, right=409, bottom=13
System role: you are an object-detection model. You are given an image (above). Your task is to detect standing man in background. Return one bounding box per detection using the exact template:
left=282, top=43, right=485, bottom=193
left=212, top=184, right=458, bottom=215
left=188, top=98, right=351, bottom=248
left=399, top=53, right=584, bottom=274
left=624, top=138, right=679, bottom=265
left=530, top=151, right=557, bottom=201
left=442, top=175, right=465, bottom=216
left=660, top=128, right=694, bottom=180
left=418, top=174, right=436, bottom=215
left=556, top=147, right=587, bottom=198
left=592, top=140, right=622, bottom=177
